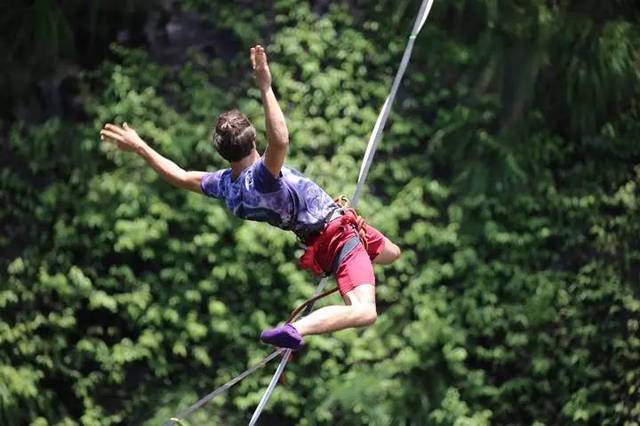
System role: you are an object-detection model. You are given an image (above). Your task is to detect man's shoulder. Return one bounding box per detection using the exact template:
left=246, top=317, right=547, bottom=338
left=276, top=162, right=310, bottom=181
left=213, top=168, right=232, bottom=184
left=201, top=168, right=232, bottom=199
left=251, top=158, right=283, bottom=192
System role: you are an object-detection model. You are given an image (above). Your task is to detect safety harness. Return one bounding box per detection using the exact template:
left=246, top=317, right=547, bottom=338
left=298, top=196, right=368, bottom=277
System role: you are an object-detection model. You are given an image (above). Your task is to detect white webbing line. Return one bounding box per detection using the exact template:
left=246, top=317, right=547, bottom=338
left=248, top=1, right=435, bottom=424
left=352, top=0, right=434, bottom=207
left=247, top=348, right=292, bottom=425
left=248, top=277, right=329, bottom=426
left=164, top=349, right=284, bottom=425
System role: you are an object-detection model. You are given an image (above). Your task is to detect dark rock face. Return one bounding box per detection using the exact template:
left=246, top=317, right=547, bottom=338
left=1, top=0, right=238, bottom=124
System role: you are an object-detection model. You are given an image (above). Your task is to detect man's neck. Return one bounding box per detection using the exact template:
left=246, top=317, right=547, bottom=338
left=230, top=150, right=260, bottom=180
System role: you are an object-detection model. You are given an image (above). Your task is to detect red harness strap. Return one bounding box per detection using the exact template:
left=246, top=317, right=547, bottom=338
left=342, top=207, right=368, bottom=248
left=298, top=207, right=368, bottom=276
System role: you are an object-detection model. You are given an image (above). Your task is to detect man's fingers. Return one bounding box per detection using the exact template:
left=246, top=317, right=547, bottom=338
left=250, top=44, right=269, bottom=69
left=100, top=129, right=124, bottom=142
left=250, top=47, right=256, bottom=69
left=256, top=53, right=264, bottom=67
left=104, top=123, right=126, bottom=136
left=255, top=47, right=268, bottom=67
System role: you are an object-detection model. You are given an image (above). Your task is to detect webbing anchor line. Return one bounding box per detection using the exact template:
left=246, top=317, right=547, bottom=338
left=163, top=288, right=337, bottom=425
left=163, top=349, right=283, bottom=426
left=249, top=0, right=436, bottom=424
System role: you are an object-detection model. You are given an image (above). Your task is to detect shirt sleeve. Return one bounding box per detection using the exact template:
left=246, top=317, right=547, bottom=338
left=200, top=170, right=226, bottom=199
left=253, top=158, right=282, bottom=193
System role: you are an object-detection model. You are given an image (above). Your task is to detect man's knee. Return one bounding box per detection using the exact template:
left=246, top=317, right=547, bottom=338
left=389, top=243, right=401, bottom=262
left=373, top=241, right=402, bottom=265
left=354, top=304, right=377, bottom=327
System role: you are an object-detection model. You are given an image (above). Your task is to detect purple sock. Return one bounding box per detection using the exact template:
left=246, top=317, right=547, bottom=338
left=260, top=324, right=304, bottom=350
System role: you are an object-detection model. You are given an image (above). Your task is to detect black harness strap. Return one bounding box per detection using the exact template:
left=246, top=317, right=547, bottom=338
left=329, top=234, right=361, bottom=275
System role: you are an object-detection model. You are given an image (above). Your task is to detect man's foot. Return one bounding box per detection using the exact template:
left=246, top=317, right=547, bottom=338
left=260, top=324, right=304, bottom=350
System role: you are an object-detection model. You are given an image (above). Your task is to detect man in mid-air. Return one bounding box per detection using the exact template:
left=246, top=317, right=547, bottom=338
left=100, top=45, right=401, bottom=350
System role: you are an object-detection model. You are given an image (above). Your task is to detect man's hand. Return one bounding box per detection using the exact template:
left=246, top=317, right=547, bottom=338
left=251, top=45, right=272, bottom=91
left=100, top=122, right=206, bottom=193
left=252, top=44, right=288, bottom=178
left=100, top=123, right=146, bottom=152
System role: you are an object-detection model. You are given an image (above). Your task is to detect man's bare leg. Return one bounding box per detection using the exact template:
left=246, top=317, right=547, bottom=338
left=292, top=284, right=377, bottom=336
left=260, top=237, right=399, bottom=348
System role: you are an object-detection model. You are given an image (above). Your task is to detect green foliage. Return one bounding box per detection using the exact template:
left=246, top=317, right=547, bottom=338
left=1, top=1, right=639, bottom=425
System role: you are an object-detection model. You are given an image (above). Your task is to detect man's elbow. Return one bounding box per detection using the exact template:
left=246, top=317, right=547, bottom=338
left=271, top=131, right=289, bottom=148
left=174, top=171, right=193, bottom=191
left=277, top=137, right=289, bottom=148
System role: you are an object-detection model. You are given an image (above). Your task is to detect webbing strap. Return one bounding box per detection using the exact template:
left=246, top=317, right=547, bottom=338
left=164, top=349, right=283, bottom=425
left=247, top=276, right=331, bottom=426
left=287, top=287, right=339, bottom=324
left=352, top=0, right=435, bottom=208
left=249, top=1, right=436, bottom=424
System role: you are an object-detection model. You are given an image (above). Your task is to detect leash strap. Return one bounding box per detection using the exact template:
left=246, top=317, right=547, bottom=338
left=248, top=276, right=331, bottom=426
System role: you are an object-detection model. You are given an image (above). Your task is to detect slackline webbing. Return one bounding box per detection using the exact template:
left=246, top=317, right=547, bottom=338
left=162, top=287, right=338, bottom=425
left=352, top=0, right=434, bottom=207
left=249, top=1, right=435, bottom=424
left=162, top=349, right=283, bottom=426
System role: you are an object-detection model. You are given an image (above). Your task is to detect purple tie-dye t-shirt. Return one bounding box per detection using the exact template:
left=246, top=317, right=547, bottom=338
left=200, top=158, right=336, bottom=235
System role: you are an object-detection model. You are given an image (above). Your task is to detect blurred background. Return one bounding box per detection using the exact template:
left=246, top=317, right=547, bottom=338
left=1, top=0, right=639, bottom=425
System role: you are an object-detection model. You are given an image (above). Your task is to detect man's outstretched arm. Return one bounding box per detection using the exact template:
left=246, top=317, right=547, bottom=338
left=100, top=123, right=205, bottom=193
left=251, top=45, right=289, bottom=178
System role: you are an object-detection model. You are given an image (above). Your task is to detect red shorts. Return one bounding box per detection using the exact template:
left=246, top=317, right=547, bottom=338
left=301, top=221, right=386, bottom=296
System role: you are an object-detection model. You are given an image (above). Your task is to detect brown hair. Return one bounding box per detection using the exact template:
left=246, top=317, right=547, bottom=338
left=213, top=109, right=257, bottom=162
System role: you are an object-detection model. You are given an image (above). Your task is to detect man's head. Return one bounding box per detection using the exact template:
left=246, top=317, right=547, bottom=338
left=213, top=109, right=257, bottom=162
